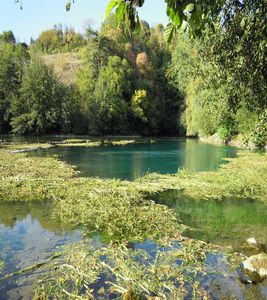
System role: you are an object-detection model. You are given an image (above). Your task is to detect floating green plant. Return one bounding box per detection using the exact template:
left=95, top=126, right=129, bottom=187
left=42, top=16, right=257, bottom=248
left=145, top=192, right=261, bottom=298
left=33, top=238, right=216, bottom=299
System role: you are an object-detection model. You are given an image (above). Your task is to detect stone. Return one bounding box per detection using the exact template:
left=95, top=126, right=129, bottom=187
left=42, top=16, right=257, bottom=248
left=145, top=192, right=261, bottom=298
left=241, top=237, right=266, bottom=256
left=246, top=237, right=258, bottom=246
left=241, top=253, right=267, bottom=282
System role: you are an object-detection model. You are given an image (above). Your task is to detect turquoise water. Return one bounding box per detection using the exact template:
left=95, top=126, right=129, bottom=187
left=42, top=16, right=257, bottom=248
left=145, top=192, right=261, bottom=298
left=34, top=139, right=238, bottom=180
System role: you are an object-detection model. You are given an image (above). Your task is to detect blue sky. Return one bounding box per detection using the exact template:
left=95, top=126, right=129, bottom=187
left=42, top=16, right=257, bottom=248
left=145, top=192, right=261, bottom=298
left=0, top=0, right=168, bottom=43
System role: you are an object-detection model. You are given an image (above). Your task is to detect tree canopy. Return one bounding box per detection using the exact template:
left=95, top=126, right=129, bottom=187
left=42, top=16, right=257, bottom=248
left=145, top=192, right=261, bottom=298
left=6, top=0, right=267, bottom=147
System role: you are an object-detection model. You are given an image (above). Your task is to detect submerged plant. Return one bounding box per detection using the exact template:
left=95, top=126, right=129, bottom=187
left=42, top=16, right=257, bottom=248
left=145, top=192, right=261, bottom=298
left=0, top=260, right=4, bottom=273
left=34, top=238, right=213, bottom=299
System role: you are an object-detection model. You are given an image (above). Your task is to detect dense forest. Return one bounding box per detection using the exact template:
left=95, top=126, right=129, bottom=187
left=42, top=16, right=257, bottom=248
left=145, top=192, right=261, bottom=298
left=0, top=0, right=266, bottom=147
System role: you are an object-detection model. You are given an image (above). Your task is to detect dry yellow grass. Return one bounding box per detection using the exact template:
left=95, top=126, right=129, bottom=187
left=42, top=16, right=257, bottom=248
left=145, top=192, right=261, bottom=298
left=43, top=52, right=82, bottom=84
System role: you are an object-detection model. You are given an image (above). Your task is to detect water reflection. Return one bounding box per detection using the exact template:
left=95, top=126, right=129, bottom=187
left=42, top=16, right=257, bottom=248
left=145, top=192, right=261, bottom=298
left=184, top=139, right=236, bottom=171
left=0, top=202, right=81, bottom=300
left=156, top=191, right=267, bottom=250
left=33, top=139, right=238, bottom=180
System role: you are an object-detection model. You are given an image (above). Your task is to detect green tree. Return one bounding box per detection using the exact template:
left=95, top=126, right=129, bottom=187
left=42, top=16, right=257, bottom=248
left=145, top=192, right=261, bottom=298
left=11, top=57, right=63, bottom=134
left=35, top=28, right=63, bottom=53
left=170, top=0, right=266, bottom=145
left=0, top=42, right=18, bottom=132
left=90, top=55, right=131, bottom=134
left=0, top=31, right=16, bottom=44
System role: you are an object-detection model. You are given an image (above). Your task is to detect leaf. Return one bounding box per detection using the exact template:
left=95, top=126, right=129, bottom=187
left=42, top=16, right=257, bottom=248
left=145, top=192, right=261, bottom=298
left=189, top=3, right=202, bottom=31
left=115, top=2, right=127, bottom=23
left=168, top=7, right=183, bottom=26
left=180, top=20, right=188, bottom=32
left=184, top=3, right=194, bottom=13
left=240, top=17, right=246, bottom=28
left=137, top=0, right=145, bottom=7
left=65, top=1, right=71, bottom=11
left=173, top=12, right=182, bottom=26
left=135, top=15, right=141, bottom=32
left=105, top=0, right=117, bottom=19
left=164, top=23, right=176, bottom=43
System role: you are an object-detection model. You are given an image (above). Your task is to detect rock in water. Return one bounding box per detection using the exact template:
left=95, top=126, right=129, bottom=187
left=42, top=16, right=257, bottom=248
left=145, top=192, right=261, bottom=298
left=241, top=237, right=266, bottom=255
left=241, top=253, right=267, bottom=282
left=246, top=237, right=258, bottom=246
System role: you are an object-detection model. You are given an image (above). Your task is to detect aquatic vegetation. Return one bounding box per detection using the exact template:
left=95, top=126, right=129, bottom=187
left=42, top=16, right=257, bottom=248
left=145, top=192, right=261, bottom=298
left=2, top=253, right=61, bottom=280
left=0, top=260, right=4, bottom=272
left=0, top=147, right=265, bottom=298
left=56, top=138, right=154, bottom=147
left=3, top=143, right=54, bottom=151
left=137, top=152, right=267, bottom=203
left=52, top=177, right=182, bottom=241
left=34, top=238, right=214, bottom=299
left=0, top=149, right=76, bottom=201
left=56, top=141, right=103, bottom=147
left=0, top=149, right=266, bottom=233
left=0, top=149, right=182, bottom=240
left=0, top=150, right=75, bottom=180
left=1, top=138, right=154, bottom=151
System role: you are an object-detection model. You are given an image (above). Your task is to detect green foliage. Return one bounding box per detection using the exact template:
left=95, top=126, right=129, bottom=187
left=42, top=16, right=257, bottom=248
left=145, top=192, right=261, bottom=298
left=3, top=2, right=266, bottom=143
left=0, top=42, right=16, bottom=131
left=91, top=55, right=131, bottom=134
left=76, top=18, right=181, bottom=136
left=0, top=40, right=27, bottom=132
left=10, top=57, right=64, bottom=134
left=35, top=28, right=63, bottom=53
left=217, top=125, right=232, bottom=143
left=105, top=0, right=232, bottom=42
left=210, top=0, right=267, bottom=112
left=34, top=26, right=86, bottom=54
left=170, top=0, right=266, bottom=147
left=250, top=109, right=267, bottom=148
left=0, top=31, right=16, bottom=44
left=131, top=89, right=148, bottom=122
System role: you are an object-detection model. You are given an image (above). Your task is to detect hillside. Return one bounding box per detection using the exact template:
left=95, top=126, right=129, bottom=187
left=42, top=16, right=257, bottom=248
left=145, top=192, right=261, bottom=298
left=43, top=52, right=82, bottom=85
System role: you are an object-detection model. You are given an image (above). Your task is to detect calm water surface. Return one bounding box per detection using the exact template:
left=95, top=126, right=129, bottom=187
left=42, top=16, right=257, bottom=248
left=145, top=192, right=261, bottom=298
left=34, top=139, right=238, bottom=180
left=0, top=202, right=81, bottom=300
left=156, top=192, right=267, bottom=250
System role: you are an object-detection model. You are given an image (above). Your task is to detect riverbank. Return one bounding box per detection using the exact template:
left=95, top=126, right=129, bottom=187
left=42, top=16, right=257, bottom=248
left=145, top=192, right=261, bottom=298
left=200, top=133, right=267, bottom=150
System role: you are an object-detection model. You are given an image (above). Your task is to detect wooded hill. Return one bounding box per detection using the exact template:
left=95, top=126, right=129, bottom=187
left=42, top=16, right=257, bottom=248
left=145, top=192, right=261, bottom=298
left=0, top=2, right=266, bottom=147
